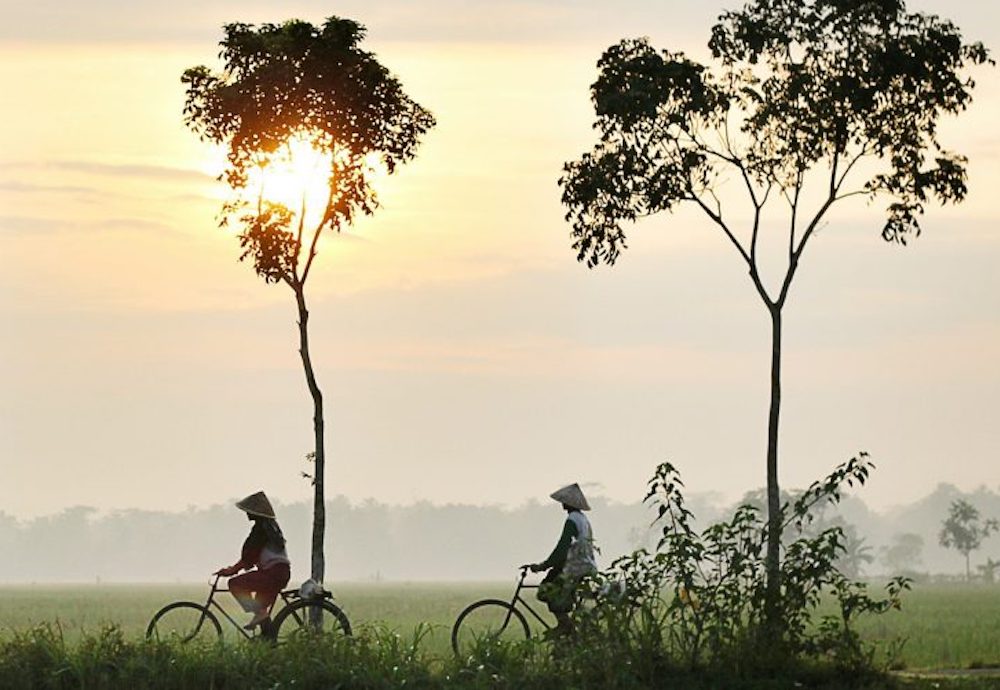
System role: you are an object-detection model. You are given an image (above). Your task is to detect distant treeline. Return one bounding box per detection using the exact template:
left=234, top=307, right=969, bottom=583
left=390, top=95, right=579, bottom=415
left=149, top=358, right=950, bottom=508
left=3, top=483, right=999, bottom=583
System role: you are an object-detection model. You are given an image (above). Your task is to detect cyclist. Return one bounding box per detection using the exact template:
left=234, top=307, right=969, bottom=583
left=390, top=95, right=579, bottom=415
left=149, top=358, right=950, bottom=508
left=527, top=483, right=597, bottom=635
left=214, top=491, right=291, bottom=632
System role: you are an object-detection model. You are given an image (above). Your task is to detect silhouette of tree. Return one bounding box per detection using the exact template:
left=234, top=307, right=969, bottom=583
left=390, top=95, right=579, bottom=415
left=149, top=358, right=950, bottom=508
left=879, top=532, right=924, bottom=576
left=836, top=526, right=873, bottom=579
left=182, top=17, right=435, bottom=584
left=976, top=558, right=999, bottom=584
left=939, top=499, right=998, bottom=581
left=560, top=0, right=989, bottom=628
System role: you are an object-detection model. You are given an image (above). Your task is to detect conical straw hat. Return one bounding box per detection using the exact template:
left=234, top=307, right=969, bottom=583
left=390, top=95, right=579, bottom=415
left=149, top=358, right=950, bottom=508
left=235, top=491, right=276, bottom=519
left=549, top=483, right=591, bottom=511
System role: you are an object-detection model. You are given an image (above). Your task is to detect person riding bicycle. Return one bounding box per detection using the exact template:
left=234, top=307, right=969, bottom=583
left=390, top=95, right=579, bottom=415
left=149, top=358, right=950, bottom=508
left=527, top=483, right=597, bottom=635
left=214, top=491, right=291, bottom=632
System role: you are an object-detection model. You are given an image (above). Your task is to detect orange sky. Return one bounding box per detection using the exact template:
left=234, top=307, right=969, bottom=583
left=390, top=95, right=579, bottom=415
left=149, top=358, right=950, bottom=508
left=1, top=1, right=999, bottom=517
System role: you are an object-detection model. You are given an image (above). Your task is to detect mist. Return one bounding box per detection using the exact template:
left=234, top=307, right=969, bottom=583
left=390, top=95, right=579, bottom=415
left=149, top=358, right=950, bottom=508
left=5, top=483, right=999, bottom=584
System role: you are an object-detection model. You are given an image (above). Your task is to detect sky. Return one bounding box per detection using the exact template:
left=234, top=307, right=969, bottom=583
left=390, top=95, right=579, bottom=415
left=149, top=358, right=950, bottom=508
left=1, top=0, right=998, bottom=519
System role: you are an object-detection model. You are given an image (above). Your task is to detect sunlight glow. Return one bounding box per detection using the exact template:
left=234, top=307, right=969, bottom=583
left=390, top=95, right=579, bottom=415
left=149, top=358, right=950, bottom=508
left=249, top=135, right=336, bottom=232
left=192, top=135, right=390, bottom=242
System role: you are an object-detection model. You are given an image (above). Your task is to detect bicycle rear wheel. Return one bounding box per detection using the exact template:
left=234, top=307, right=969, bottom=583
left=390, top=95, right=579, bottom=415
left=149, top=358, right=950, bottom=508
left=272, top=599, right=352, bottom=642
left=451, top=599, right=530, bottom=656
left=146, top=602, right=222, bottom=643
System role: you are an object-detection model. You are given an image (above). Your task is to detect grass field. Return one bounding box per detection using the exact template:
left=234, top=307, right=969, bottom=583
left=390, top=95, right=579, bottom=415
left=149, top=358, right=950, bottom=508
left=830, top=583, right=1000, bottom=670
left=0, top=580, right=526, bottom=657
left=1, top=580, right=999, bottom=669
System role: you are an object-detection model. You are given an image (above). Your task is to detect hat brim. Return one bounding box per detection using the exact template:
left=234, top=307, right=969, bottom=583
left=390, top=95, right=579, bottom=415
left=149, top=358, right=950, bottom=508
left=549, top=484, right=591, bottom=511
left=236, top=505, right=275, bottom=518
left=235, top=492, right=276, bottom=519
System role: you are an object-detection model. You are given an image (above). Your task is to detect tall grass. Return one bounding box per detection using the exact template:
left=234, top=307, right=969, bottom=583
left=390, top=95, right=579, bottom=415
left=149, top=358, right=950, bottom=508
left=0, top=622, right=928, bottom=690
left=3, top=582, right=999, bottom=669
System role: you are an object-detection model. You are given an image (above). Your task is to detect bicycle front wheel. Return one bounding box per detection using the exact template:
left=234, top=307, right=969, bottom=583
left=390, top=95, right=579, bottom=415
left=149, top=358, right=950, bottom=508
left=272, top=599, right=352, bottom=642
left=451, top=599, right=530, bottom=656
left=146, top=602, right=222, bottom=643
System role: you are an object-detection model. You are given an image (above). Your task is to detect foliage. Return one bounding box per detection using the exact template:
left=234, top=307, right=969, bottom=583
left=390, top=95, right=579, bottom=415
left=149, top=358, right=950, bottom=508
left=560, top=1, right=990, bottom=266
left=182, top=16, right=435, bottom=287
left=835, top=527, right=875, bottom=580
left=880, top=533, right=925, bottom=576
left=976, top=558, right=1000, bottom=585
left=739, top=488, right=875, bottom=578
left=573, top=454, right=910, bottom=676
left=0, top=622, right=439, bottom=690
left=939, top=499, right=998, bottom=580
left=0, top=621, right=915, bottom=690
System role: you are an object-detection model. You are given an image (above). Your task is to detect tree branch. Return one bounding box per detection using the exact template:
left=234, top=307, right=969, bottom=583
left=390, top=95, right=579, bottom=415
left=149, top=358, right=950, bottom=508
left=750, top=202, right=762, bottom=267
left=691, top=194, right=774, bottom=306
left=301, top=218, right=328, bottom=286
left=292, top=193, right=307, bottom=283
left=692, top=196, right=750, bottom=265
left=829, top=149, right=840, bottom=198
left=833, top=189, right=869, bottom=202
left=788, top=171, right=802, bottom=263
left=835, top=148, right=868, bottom=193
left=777, top=193, right=836, bottom=307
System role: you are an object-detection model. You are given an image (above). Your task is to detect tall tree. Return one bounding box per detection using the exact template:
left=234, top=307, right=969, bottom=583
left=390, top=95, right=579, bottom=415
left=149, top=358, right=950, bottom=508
left=939, top=498, right=998, bottom=580
left=560, top=0, right=988, bottom=628
left=183, top=17, right=435, bottom=584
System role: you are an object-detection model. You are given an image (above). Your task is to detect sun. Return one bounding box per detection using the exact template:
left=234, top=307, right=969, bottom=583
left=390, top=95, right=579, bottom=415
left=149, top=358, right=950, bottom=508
left=250, top=135, right=388, bottom=230
left=251, top=136, right=335, bottom=226
left=197, top=133, right=388, bottom=236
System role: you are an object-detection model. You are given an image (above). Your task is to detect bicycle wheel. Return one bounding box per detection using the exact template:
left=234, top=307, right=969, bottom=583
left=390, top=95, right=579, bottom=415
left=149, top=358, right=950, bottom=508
left=272, top=599, right=352, bottom=641
left=451, top=599, right=530, bottom=656
left=146, top=602, right=222, bottom=643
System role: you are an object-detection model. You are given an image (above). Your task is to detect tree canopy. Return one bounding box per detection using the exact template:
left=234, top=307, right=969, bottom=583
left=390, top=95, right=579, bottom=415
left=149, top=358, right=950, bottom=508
left=182, top=17, right=436, bottom=286
left=939, top=498, right=997, bottom=579
left=561, top=0, right=991, bottom=276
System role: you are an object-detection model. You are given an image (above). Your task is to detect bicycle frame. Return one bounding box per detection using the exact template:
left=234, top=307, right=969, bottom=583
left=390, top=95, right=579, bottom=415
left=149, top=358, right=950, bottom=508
left=506, top=567, right=553, bottom=631
left=200, top=574, right=299, bottom=639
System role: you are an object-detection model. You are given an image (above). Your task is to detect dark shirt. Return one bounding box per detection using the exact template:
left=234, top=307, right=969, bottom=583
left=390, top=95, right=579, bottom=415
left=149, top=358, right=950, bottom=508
left=236, top=523, right=268, bottom=570
left=538, top=517, right=579, bottom=573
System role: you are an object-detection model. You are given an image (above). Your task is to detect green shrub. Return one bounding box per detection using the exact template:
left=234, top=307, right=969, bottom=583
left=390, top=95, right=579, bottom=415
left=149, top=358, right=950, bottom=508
left=570, top=454, right=910, bottom=684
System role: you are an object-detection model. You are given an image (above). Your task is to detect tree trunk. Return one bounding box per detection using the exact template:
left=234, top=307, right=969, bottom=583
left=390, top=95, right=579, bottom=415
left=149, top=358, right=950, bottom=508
left=294, top=284, right=326, bottom=585
left=965, top=552, right=971, bottom=582
left=764, top=304, right=783, bottom=632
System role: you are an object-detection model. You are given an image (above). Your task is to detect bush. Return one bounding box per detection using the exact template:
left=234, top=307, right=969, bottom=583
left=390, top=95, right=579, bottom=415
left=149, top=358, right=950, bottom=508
left=570, top=454, right=910, bottom=685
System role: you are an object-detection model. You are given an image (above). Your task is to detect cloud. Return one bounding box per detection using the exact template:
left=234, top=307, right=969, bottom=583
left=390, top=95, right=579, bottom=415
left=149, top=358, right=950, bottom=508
left=0, top=0, right=718, bottom=47
left=0, top=161, right=211, bottom=184
left=3, top=0, right=995, bottom=58
left=0, top=216, right=72, bottom=234
left=0, top=181, right=100, bottom=195
left=0, top=215, right=184, bottom=237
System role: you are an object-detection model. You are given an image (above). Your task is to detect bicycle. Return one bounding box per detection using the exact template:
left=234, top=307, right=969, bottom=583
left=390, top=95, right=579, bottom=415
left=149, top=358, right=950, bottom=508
left=146, top=574, right=352, bottom=643
left=451, top=566, right=554, bottom=655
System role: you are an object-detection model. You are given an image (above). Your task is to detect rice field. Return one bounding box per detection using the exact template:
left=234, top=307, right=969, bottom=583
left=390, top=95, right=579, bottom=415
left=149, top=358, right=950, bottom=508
left=1, top=580, right=999, bottom=670
left=0, top=580, right=521, bottom=657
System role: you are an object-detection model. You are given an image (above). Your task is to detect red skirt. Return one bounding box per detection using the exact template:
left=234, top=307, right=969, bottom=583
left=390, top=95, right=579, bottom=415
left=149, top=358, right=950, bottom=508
left=229, top=563, right=291, bottom=611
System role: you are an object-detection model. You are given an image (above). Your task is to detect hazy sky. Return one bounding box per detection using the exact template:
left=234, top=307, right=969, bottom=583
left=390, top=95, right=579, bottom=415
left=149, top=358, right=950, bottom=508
left=1, top=1, right=998, bottom=518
